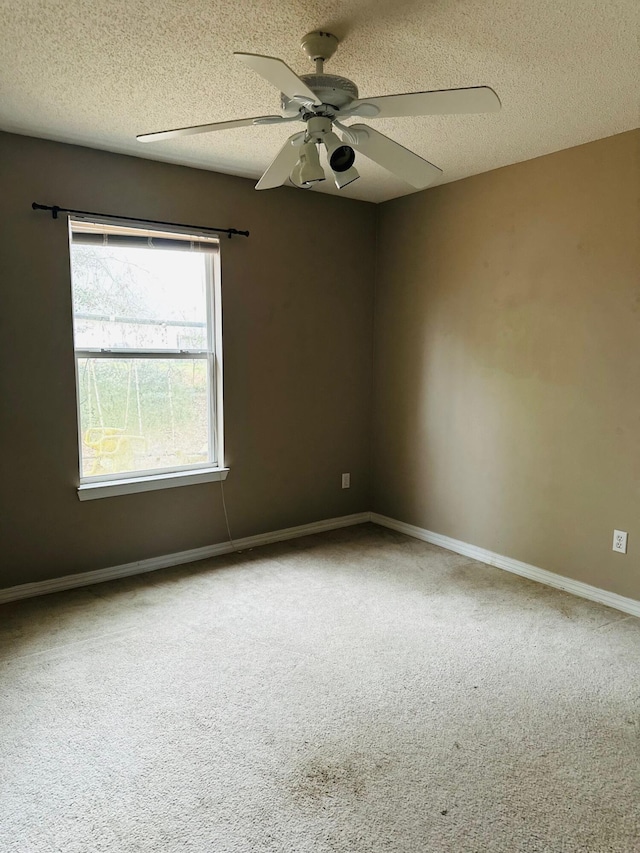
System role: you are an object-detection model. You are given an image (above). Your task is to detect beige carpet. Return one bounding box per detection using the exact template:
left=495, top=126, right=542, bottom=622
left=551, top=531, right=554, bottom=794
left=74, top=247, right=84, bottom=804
left=1, top=523, right=639, bottom=852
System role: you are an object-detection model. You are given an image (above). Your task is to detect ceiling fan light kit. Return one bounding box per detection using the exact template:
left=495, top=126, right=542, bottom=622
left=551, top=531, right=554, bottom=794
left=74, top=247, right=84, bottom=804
left=291, top=140, right=325, bottom=185
left=137, top=31, right=501, bottom=193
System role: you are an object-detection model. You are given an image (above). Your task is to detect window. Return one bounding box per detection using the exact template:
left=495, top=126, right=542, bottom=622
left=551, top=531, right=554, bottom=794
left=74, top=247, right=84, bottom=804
left=69, top=218, right=227, bottom=500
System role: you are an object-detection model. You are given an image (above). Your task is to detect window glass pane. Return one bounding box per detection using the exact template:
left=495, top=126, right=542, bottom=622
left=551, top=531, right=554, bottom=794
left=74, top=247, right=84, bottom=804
left=70, top=244, right=210, bottom=350
left=77, top=358, right=210, bottom=477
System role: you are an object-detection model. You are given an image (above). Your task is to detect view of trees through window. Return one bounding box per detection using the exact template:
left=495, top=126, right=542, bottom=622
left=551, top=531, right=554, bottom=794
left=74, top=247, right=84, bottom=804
left=70, top=237, right=215, bottom=478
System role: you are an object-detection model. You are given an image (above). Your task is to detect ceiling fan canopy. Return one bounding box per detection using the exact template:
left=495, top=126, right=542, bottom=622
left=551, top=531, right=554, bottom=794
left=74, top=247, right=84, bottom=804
left=137, top=30, right=501, bottom=192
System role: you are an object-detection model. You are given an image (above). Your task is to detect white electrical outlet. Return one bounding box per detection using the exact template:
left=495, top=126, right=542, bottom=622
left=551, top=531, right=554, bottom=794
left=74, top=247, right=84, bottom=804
left=341, top=473, right=350, bottom=489
left=612, top=530, right=628, bottom=554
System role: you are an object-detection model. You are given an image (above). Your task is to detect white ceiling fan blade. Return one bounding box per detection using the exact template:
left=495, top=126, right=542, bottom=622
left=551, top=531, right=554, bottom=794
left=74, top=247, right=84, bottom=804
left=255, top=132, right=305, bottom=190
left=349, top=86, right=501, bottom=119
left=137, top=115, right=283, bottom=142
left=235, top=53, right=321, bottom=106
left=348, top=124, right=442, bottom=190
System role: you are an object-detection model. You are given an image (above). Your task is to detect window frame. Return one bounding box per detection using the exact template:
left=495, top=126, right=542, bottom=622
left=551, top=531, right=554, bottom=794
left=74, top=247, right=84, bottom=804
left=68, top=216, right=228, bottom=500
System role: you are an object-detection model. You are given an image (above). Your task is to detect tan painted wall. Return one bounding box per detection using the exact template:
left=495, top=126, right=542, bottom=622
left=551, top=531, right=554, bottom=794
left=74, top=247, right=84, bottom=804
left=0, top=132, right=376, bottom=588
left=373, top=130, right=640, bottom=599
left=2, top=129, right=638, bottom=599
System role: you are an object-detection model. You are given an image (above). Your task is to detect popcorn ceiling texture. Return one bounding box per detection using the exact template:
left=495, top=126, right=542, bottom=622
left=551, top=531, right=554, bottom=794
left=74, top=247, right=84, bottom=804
left=0, top=0, right=637, bottom=201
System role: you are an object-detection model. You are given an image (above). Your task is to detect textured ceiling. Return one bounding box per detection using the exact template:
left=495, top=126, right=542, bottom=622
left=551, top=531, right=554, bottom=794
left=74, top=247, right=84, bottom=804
left=0, top=0, right=638, bottom=202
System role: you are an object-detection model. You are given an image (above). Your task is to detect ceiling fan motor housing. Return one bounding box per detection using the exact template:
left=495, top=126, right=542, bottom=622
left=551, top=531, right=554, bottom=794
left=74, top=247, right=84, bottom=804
left=281, top=74, right=359, bottom=116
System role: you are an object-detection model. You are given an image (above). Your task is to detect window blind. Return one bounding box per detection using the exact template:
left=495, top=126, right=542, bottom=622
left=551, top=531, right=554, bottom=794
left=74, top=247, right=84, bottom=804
left=70, top=219, right=220, bottom=252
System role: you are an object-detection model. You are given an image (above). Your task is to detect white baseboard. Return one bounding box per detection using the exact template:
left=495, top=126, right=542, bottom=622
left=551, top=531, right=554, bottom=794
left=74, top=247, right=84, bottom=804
left=0, top=512, right=370, bottom=605
left=370, top=513, right=640, bottom=619
left=4, top=510, right=638, bottom=620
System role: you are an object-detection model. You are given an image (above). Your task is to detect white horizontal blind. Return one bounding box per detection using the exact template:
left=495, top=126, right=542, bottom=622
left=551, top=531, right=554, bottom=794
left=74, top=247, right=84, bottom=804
left=71, top=219, right=221, bottom=253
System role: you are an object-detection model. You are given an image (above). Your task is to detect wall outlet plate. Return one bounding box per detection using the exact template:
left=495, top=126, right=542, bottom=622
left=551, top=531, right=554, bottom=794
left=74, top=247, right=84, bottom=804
left=613, top=530, right=628, bottom=554
left=341, top=473, right=350, bottom=489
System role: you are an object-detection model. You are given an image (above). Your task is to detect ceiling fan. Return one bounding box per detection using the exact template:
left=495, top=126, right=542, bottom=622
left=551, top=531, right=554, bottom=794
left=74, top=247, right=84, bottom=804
left=137, top=31, right=501, bottom=192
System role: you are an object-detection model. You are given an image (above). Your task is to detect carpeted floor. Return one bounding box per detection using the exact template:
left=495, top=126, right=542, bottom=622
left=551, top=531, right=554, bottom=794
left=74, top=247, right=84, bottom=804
left=1, top=523, right=639, bottom=853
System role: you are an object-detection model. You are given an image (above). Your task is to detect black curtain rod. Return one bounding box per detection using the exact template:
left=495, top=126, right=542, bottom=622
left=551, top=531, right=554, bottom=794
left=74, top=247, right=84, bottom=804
left=31, top=203, right=249, bottom=238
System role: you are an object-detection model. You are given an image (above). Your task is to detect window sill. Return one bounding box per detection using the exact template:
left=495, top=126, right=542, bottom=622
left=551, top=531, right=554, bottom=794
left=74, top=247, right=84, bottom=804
left=77, top=467, right=229, bottom=501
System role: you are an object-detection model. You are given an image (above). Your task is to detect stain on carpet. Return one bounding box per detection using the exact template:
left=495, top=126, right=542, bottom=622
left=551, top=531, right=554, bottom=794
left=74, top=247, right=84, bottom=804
left=290, top=751, right=390, bottom=806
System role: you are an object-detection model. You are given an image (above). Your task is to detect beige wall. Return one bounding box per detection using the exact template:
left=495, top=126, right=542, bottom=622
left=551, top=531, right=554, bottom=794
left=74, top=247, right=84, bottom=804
left=0, top=132, right=376, bottom=588
left=2, top=128, right=638, bottom=599
left=373, top=130, right=640, bottom=599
